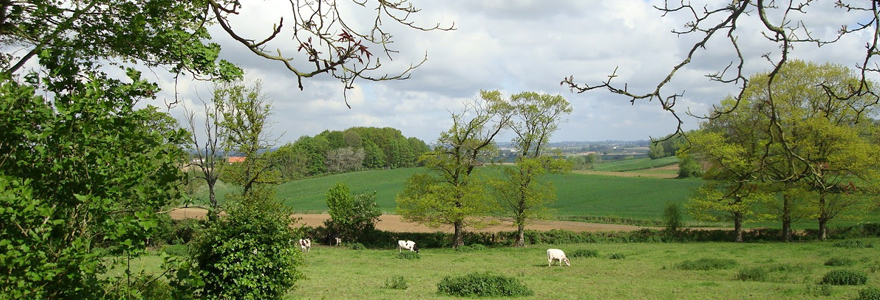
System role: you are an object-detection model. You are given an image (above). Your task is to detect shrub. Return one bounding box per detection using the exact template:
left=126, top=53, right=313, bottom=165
left=190, top=197, right=304, bottom=299
left=857, top=287, right=880, bottom=300
left=820, top=270, right=867, bottom=285
left=824, top=257, right=855, bottom=267
left=675, top=258, right=738, bottom=271
left=384, top=276, right=408, bottom=290
left=398, top=252, right=420, bottom=260
left=804, top=284, right=832, bottom=297
left=663, top=202, right=683, bottom=232
left=736, top=267, right=768, bottom=282
left=437, top=272, right=533, bottom=297
left=606, top=253, right=626, bottom=260
left=833, top=240, right=874, bottom=249
left=569, top=249, right=599, bottom=258
left=349, top=242, right=366, bottom=250
left=470, top=244, right=487, bottom=250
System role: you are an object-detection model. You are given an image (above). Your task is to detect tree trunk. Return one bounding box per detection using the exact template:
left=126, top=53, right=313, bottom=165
left=818, top=218, right=828, bottom=241
left=514, top=224, right=525, bottom=247
left=453, top=221, right=464, bottom=248
left=782, top=194, right=792, bottom=242
left=734, top=212, right=743, bottom=243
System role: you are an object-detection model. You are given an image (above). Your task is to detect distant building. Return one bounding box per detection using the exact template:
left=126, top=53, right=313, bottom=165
left=227, top=156, right=246, bottom=163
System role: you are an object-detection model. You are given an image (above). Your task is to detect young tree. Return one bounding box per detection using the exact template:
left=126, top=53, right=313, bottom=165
left=396, top=90, right=512, bottom=248
left=491, top=92, right=572, bottom=247
left=324, top=182, right=381, bottom=243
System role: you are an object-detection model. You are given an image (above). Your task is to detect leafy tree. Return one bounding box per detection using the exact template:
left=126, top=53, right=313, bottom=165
left=491, top=92, right=572, bottom=247
left=684, top=60, right=880, bottom=241
left=397, top=90, right=512, bottom=248
left=323, top=182, right=382, bottom=243
left=676, top=155, right=703, bottom=179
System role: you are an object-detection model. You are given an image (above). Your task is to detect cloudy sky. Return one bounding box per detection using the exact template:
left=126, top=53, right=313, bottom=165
left=160, top=0, right=877, bottom=145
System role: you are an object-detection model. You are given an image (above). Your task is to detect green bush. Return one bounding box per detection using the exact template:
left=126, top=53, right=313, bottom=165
left=804, top=284, right=832, bottom=297
left=349, top=243, right=366, bottom=250
left=663, top=202, right=683, bottom=232
left=398, top=252, right=420, bottom=260
left=162, top=244, right=189, bottom=257
left=606, top=253, right=626, bottom=260
left=833, top=240, right=874, bottom=249
left=470, top=244, right=487, bottom=250
left=190, top=197, right=304, bottom=299
left=455, top=245, right=473, bottom=252
left=820, top=270, right=867, bottom=285
left=437, top=272, right=533, bottom=297
left=569, top=249, right=599, bottom=258
left=736, top=267, right=768, bottom=282
left=824, top=257, right=855, bottom=267
left=857, top=286, right=880, bottom=300
left=384, top=275, right=408, bottom=290
left=675, top=258, right=738, bottom=271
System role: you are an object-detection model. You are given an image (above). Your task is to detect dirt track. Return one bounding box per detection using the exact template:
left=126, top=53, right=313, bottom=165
left=168, top=208, right=646, bottom=233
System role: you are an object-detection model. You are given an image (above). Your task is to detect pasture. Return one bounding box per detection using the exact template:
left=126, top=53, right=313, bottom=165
left=288, top=240, right=880, bottom=299
left=127, top=239, right=880, bottom=299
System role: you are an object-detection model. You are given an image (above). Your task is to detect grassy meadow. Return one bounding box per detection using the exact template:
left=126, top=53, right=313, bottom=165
left=285, top=241, right=880, bottom=299
left=125, top=239, right=880, bottom=299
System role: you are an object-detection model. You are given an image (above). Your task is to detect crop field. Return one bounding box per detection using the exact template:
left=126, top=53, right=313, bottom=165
left=592, top=156, right=679, bottom=172
left=191, top=166, right=703, bottom=222
left=127, top=239, right=880, bottom=299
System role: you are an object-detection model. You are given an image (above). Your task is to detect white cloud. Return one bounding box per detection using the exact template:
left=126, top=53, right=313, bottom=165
left=158, top=0, right=878, bottom=144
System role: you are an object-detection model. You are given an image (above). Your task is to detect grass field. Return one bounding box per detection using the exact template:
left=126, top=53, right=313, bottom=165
left=191, top=167, right=703, bottom=223
left=124, top=239, right=880, bottom=299
left=592, top=156, right=679, bottom=172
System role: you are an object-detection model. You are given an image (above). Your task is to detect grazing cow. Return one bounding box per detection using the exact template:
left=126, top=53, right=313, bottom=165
left=299, top=238, right=311, bottom=253
left=334, top=236, right=343, bottom=246
left=398, top=240, right=419, bottom=253
left=547, top=249, right=570, bottom=267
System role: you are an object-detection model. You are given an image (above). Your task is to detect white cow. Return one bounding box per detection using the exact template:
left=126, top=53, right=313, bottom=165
left=398, top=240, right=419, bottom=253
left=547, top=249, right=570, bottom=267
left=299, top=238, right=311, bottom=253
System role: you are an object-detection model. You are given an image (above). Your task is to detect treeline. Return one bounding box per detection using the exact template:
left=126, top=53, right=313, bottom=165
left=268, top=127, right=430, bottom=181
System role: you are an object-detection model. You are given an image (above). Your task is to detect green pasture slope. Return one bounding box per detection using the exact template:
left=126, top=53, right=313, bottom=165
left=267, top=167, right=703, bottom=222
left=592, top=156, right=679, bottom=172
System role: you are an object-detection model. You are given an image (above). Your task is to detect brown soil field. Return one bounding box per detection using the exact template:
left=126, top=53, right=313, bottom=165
left=168, top=208, right=646, bottom=233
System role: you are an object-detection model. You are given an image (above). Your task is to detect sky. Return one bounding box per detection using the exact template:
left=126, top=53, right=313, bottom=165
left=158, top=0, right=878, bottom=145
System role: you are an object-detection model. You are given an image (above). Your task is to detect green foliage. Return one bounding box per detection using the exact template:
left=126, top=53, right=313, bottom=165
left=676, top=155, right=703, bottom=179
left=736, top=267, right=768, bottom=282
left=569, top=249, right=599, bottom=258
left=397, top=251, right=420, bottom=260
left=857, top=286, right=880, bottom=300
left=384, top=275, right=409, bottom=290
left=349, top=243, right=366, bottom=250
left=820, top=269, right=867, bottom=285
left=437, top=272, right=534, bottom=297
left=663, top=202, right=684, bottom=232
left=324, top=182, right=382, bottom=242
left=804, top=284, right=832, bottom=297
left=606, top=253, right=626, bottom=260
left=190, top=197, right=303, bottom=299
left=675, top=258, right=738, bottom=270
left=649, top=133, right=687, bottom=159
left=163, top=244, right=190, bottom=257
left=824, top=257, right=856, bottom=267
left=455, top=244, right=486, bottom=252
left=833, top=240, right=874, bottom=248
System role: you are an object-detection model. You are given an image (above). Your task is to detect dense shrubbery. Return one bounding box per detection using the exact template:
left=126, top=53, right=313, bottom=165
left=824, top=257, right=855, bottom=267
left=569, top=249, right=599, bottom=258
left=857, top=287, right=880, bottom=300
left=437, top=272, right=533, bottom=297
left=832, top=240, right=874, bottom=249
left=397, top=252, right=420, bottom=260
left=675, top=258, right=738, bottom=270
left=736, top=264, right=813, bottom=283
left=820, top=270, right=868, bottom=285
